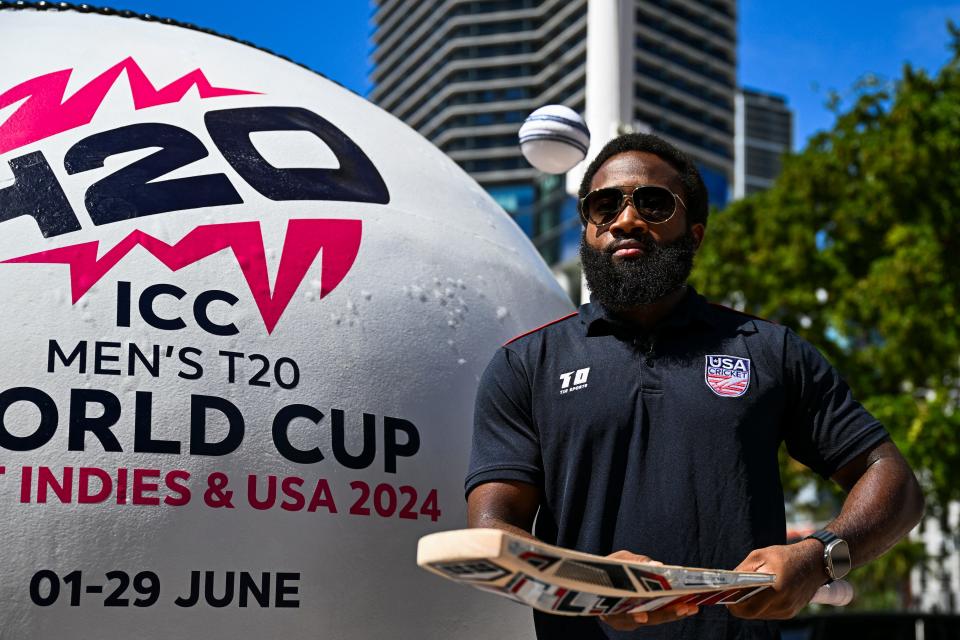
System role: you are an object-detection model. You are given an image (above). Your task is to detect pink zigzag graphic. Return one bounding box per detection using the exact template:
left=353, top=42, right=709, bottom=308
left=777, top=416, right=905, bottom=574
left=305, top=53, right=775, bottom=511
left=3, top=219, right=362, bottom=334
left=0, top=56, right=258, bottom=155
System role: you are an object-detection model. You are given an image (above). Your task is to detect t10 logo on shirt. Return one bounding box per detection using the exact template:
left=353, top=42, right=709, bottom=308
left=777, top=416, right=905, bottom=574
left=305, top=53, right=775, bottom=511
left=559, top=367, right=590, bottom=395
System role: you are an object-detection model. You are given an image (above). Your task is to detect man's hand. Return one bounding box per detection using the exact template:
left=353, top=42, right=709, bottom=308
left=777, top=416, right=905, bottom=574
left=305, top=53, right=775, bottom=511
left=727, top=540, right=826, bottom=620
left=598, top=551, right=699, bottom=631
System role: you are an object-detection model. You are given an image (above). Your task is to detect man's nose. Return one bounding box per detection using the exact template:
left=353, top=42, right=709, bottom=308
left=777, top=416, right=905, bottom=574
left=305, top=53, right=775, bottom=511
left=607, top=200, right=648, bottom=235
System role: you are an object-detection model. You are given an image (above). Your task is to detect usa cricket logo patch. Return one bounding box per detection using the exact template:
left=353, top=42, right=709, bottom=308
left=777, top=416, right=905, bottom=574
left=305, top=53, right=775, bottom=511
left=705, top=355, right=751, bottom=397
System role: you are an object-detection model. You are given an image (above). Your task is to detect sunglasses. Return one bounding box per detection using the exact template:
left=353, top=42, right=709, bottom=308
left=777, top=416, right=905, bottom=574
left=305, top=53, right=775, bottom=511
left=578, top=185, right=686, bottom=226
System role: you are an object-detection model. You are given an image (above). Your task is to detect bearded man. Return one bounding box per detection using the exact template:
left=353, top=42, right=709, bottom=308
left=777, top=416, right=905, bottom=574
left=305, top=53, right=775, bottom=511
left=465, top=133, right=923, bottom=640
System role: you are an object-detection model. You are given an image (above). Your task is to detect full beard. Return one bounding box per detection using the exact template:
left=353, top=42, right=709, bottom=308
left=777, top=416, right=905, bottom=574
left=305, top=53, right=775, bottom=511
left=579, top=229, right=698, bottom=310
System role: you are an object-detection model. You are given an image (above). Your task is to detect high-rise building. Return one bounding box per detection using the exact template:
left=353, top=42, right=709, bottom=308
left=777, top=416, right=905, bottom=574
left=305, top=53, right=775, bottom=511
left=371, top=0, right=737, bottom=300
left=734, top=87, right=792, bottom=198
left=371, top=1, right=587, bottom=185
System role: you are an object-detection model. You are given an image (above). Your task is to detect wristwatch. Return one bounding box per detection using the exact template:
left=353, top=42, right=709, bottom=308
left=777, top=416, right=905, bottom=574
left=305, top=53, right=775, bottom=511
left=804, top=530, right=852, bottom=581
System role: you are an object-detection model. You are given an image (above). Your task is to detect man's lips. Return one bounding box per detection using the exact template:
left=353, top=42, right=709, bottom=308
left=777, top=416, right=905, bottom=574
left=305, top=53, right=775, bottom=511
left=609, top=239, right=648, bottom=258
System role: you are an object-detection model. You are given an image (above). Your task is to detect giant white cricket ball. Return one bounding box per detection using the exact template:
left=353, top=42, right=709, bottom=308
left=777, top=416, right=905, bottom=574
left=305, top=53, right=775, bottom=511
left=518, top=105, right=590, bottom=174
left=0, top=6, right=571, bottom=639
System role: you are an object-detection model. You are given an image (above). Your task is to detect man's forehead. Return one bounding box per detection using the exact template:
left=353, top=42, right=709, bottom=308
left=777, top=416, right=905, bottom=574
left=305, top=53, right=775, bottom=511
left=591, top=151, right=680, bottom=189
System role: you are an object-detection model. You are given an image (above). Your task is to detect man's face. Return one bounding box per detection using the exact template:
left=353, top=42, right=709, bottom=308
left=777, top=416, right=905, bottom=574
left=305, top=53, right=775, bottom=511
left=579, top=151, right=706, bottom=310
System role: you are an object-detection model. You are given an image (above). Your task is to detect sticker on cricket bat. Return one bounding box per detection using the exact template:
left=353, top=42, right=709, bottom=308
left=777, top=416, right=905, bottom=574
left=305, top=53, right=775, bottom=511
left=416, top=529, right=853, bottom=616
left=430, top=559, right=510, bottom=582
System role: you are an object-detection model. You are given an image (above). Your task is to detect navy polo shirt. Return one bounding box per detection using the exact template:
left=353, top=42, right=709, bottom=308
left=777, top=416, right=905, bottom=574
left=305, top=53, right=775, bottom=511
left=466, top=287, right=888, bottom=640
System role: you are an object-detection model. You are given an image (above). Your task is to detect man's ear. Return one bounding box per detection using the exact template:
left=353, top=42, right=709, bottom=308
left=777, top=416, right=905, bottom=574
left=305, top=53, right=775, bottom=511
left=691, top=223, right=705, bottom=250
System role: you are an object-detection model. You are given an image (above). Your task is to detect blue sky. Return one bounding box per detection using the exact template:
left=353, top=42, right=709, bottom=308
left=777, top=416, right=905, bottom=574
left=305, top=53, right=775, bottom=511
left=739, top=0, right=959, bottom=148
left=71, top=1, right=958, bottom=149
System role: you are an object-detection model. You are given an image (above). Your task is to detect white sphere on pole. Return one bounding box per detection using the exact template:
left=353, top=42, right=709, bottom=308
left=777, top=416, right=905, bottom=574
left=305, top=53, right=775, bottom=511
left=518, top=105, right=590, bottom=174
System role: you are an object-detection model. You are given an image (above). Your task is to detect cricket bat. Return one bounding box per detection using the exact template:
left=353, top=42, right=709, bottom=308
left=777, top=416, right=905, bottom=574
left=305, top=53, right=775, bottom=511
left=417, top=528, right=853, bottom=616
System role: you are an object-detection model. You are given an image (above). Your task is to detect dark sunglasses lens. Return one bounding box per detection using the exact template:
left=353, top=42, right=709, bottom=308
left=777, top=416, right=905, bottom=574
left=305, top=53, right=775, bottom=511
left=632, top=186, right=676, bottom=222
left=584, top=188, right=624, bottom=223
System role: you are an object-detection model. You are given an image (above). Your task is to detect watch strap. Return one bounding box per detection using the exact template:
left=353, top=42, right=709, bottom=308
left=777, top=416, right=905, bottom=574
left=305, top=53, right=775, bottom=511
left=805, top=529, right=840, bottom=547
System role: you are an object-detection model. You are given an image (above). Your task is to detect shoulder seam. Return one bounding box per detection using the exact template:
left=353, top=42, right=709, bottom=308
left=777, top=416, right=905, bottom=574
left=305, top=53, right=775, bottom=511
left=503, top=311, right=578, bottom=346
left=707, top=302, right=777, bottom=325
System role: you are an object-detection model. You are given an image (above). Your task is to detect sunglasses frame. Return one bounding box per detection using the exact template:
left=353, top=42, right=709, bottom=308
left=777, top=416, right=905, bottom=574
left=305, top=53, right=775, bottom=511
left=578, top=184, right=687, bottom=227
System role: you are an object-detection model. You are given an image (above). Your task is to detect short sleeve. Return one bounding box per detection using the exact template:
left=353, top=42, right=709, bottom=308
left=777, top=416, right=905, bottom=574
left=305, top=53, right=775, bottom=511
left=465, top=346, right=543, bottom=498
left=782, top=329, right=889, bottom=477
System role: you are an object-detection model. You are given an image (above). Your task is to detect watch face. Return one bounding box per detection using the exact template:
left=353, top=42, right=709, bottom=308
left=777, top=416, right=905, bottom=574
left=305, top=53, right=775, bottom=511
left=827, top=539, right=852, bottom=580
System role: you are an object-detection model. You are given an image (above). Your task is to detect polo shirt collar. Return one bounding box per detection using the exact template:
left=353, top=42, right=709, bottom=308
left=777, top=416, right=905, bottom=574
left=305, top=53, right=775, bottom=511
left=579, top=286, right=714, bottom=336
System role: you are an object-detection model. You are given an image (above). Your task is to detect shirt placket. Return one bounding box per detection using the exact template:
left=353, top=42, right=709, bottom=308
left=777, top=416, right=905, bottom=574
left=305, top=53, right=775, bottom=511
left=633, top=333, right=662, bottom=392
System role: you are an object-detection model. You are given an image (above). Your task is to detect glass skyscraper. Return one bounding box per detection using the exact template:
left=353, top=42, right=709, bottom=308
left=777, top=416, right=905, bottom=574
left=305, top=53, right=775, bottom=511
left=734, top=87, right=793, bottom=198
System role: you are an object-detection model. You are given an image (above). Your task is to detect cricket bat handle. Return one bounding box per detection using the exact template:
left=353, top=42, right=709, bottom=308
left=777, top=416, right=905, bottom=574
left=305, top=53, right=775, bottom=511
left=810, top=580, right=853, bottom=606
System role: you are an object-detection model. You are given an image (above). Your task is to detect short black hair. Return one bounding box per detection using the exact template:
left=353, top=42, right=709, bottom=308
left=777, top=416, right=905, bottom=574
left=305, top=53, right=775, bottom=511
left=577, top=133, right=709, bottom=228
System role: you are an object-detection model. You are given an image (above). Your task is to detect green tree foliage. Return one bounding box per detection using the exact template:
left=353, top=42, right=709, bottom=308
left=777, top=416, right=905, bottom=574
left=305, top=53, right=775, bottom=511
left=690, top=23, right=960, bottom=609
